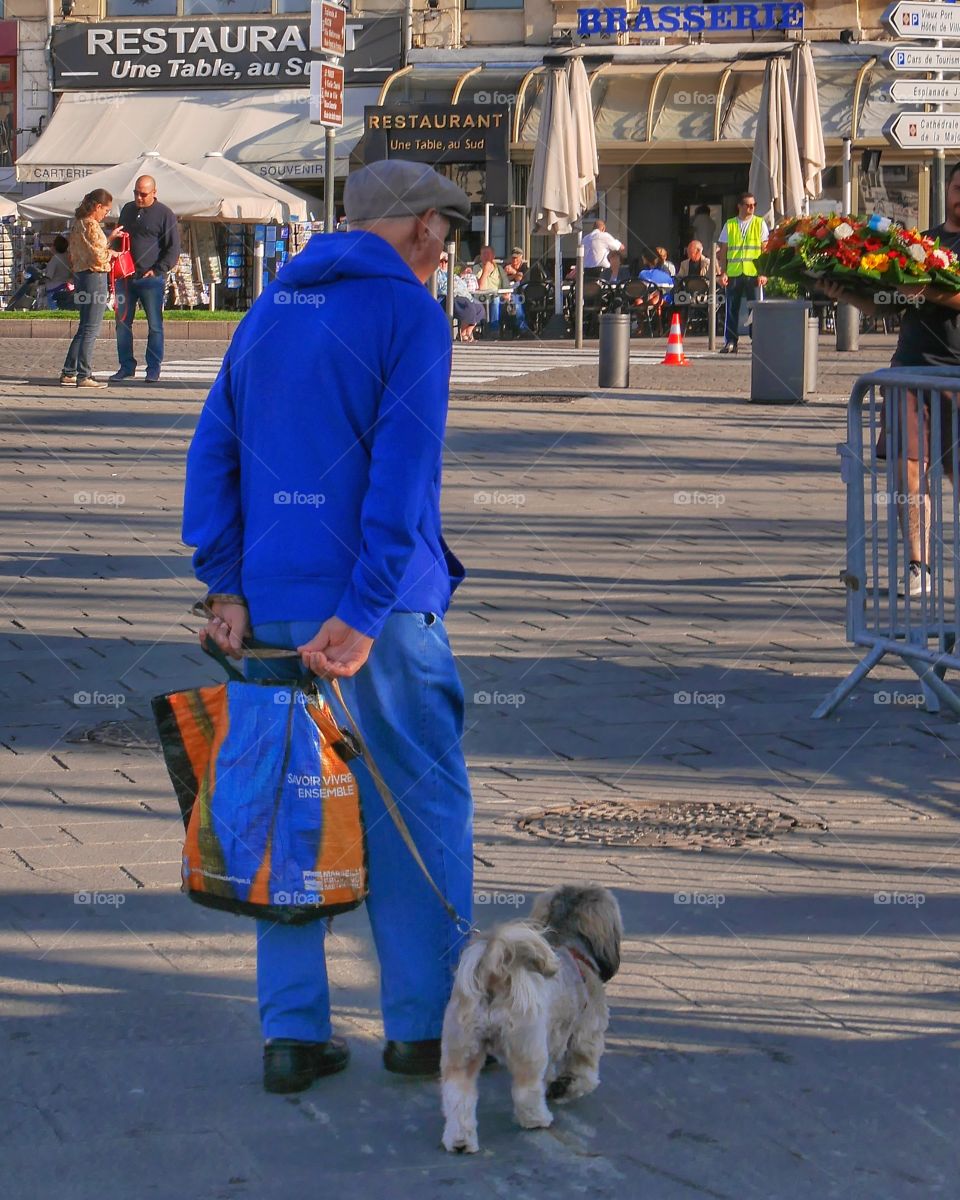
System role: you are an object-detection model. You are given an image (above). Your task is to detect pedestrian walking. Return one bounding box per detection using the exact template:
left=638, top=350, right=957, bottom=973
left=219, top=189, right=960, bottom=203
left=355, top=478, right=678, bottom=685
left=822, top=163, right=960, bottom=596
left=111, top=175, right=179, bottom=383
left=59, top=189, right=115, bottom=389
left=717, top=192, right=769, bottom=354
left=183, top=159, right=474, bottom=1094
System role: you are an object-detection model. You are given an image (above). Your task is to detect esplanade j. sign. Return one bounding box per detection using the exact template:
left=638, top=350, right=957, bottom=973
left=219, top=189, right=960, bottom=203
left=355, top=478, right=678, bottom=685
left=576, top=3, right=805, bottom=35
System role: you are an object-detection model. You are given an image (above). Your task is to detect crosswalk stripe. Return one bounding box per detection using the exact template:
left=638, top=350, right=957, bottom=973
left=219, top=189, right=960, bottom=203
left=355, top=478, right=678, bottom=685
left=151, top=346, right=708, bottom=387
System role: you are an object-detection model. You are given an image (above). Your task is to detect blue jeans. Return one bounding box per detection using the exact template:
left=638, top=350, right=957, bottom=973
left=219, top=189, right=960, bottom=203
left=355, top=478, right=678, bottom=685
left=248, top=612, right=474, bottom=1043
left=115, top=274, right=166, bottom=374
left=487, top=293, right=528, bottom=332
left=62, top=271, right=109, bottom=381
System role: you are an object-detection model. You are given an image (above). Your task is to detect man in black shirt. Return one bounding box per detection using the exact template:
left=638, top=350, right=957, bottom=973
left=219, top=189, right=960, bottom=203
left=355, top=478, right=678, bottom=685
left=111, top=175, right=180, bottom=383
left=824, top=165, right=960, bottom=595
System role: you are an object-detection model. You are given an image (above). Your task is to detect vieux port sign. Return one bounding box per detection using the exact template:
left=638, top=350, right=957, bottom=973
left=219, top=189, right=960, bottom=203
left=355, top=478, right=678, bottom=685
left=576, top=3, right=804, bottom=35
left=51, top=17, right=402, bottom=89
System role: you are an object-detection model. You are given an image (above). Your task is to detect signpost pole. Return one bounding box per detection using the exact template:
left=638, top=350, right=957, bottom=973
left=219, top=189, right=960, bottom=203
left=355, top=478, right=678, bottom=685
left=325, top=126, right=336, bottom=233
left=933, top=37, right=946, bottom=225
left=836, top=136, right=859, bottom=353
left=575, top=226, right=584, bottom=350
left=445, top=239, right=456, bottom=336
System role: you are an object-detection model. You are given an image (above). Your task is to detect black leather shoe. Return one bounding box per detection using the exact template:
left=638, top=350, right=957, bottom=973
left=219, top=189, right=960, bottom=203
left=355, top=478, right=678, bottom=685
left=263, top=1037, right=349, bottom=1093
left=383, top=1038, right=441, bottom=1077
left=719, top=341, right=738, bottom=355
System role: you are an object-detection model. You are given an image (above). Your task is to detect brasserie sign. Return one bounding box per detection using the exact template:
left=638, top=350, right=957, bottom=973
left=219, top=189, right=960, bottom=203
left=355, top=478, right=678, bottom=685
left=51, top=17, right=402, bottom=89
left=576, top=2, right=804, bottom=34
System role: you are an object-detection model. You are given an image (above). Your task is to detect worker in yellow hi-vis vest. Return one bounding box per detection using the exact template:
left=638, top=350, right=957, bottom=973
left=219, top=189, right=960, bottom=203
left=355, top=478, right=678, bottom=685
left=717, top=192, right=770, bottom=354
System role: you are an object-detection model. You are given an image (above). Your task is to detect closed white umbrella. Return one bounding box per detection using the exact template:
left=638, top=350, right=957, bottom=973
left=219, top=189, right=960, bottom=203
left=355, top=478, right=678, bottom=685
left=187, top=152, right=313, bottom=222
left=527, top=66, right=578, bottom=237
left=790, top=42, right=826, bottom=206
left=17, top=151, right=290, bottom=222
left=749, top=57, right=804, bottom=226
left=568, top=58, right=599, bottom=215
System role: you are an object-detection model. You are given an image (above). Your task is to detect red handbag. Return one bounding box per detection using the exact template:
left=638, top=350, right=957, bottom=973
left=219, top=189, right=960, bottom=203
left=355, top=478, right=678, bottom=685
left=109, top=231, right=136, bottom=288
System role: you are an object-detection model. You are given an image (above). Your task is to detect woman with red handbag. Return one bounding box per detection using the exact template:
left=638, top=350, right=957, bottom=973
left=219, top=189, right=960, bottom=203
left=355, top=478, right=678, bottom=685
left=59, top=189, right=118, bottom=389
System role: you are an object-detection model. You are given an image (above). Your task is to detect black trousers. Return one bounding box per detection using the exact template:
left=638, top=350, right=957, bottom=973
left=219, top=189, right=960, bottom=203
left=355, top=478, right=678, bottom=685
left=724, top=274, right=758, bottom=345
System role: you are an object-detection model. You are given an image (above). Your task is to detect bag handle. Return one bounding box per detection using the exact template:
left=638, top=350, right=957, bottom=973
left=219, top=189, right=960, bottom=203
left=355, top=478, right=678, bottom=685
left=200, top=636, right=471, bottom=934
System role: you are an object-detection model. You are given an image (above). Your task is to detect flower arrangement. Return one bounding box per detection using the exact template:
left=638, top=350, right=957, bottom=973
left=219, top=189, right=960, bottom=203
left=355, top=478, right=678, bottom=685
left=755, top=213, right=960, bottom=297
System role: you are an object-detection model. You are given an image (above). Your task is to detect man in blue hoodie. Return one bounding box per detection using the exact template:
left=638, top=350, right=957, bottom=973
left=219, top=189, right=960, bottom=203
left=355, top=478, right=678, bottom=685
left=183, top=161, right=474, bottom=1092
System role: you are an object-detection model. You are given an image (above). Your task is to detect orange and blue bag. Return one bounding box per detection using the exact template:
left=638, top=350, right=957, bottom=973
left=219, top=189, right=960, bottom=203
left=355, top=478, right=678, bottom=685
left=151, top=643, right=367, bottom=924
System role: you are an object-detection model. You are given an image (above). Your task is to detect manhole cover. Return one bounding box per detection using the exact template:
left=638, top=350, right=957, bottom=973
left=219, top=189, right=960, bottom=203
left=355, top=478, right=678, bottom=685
left=67, top=719, right=161, bottom=751
left=516, top=799, right=825, bottom=850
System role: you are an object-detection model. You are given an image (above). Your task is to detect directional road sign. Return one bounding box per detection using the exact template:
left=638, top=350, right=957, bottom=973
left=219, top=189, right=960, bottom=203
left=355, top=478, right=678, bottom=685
left=310, top=0, right=346, bottom=59
left=889, top=44, right=960, bottom=71
left=311, top=60, right=344, bottom=127
left=885, top=2, right=960, bottom=40
left=885, top=111, right=960, bottom=148
left=890, top=78, right=960, bottom=102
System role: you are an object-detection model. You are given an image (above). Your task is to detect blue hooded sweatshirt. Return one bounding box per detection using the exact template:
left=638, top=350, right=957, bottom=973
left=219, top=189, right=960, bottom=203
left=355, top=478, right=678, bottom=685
left=182, top=230, right=464, bottom=638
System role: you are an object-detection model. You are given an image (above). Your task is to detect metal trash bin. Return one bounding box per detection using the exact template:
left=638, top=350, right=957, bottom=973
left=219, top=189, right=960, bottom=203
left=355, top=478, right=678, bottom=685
left=750, top=300, right=811, bottom=404
left=598, top=312, right=631, bottom=388
left=805, top=314, right=819, bottom=394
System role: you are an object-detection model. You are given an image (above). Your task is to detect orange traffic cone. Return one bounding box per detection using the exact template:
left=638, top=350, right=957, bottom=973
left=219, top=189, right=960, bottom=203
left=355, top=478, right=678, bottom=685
left=661, top=312, right=690, bottom=366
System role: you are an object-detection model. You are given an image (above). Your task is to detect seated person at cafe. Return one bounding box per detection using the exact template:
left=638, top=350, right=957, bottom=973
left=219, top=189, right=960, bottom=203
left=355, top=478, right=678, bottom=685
left=436, top=253, right=486, bottom=343
left=475, top=244, right=533, bottom=338
left=674, top=239, right=713, bottom=333
left=638, top=251, right=675, bottom=333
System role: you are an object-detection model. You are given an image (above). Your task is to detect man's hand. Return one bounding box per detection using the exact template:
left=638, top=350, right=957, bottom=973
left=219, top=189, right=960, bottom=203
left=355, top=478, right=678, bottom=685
left=758, top=275, right=768, bottom=287
left=200, top=601, right=250, bottom=659
left=719, top=273, right=729, bottom=287
left=298, top=617, right=374, bottom=679
left=143, top=270, right=156, bottom=278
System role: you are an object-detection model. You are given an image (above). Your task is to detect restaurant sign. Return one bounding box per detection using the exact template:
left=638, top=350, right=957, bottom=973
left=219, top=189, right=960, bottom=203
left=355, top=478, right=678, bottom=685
left=363, top=106, right=509, bottom=164
left=51, top=16, right=401, bottom=89
left=576, top=3, right=804, bottom=35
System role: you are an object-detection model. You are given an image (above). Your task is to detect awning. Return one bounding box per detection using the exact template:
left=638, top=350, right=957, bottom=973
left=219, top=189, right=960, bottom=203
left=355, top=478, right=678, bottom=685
left=16, top=87, right=380, bottom=185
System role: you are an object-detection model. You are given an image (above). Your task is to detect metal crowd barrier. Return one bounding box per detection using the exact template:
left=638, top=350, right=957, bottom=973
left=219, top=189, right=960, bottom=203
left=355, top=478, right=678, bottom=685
left=814, top=368, right=960, bottom=718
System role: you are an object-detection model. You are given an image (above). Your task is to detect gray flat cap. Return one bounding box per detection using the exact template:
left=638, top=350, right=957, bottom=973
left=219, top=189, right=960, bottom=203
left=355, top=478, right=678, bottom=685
left=344, top=160, right=471, bottom=228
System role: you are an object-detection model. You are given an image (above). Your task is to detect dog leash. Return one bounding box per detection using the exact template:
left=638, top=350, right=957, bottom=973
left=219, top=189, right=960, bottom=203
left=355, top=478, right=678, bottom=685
left=200, top=637, right=473, bottom=935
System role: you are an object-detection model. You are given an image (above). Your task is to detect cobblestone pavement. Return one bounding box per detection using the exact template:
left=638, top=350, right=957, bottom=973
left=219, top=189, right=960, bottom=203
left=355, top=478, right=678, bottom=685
left=0, top=336, right=957, bottom=1200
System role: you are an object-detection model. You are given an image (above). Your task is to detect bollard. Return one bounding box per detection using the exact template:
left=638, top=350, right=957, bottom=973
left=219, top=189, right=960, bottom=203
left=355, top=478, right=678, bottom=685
left=805, top=314, right=819, bottom=393
left=835, top=302, right=860, bottom=352
left=598, top=313, right=631, bottom=388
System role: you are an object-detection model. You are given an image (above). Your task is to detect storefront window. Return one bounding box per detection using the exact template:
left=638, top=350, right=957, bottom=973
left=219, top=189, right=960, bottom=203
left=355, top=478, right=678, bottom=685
left=0, top=59, right=14, bottom=167
left=859, top=164, right=920, bottom=228
left=183, top=0, right=272, bottom=13
left=464, top=0, right=523, bottom=8
left=106, top=0, right=177, bottom=14
left=275, top=0, right=310, bottom=9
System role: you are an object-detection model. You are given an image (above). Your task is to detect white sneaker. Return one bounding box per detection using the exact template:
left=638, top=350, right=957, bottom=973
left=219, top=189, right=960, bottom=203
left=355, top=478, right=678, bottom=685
left=904, top=562, right=931, bottom=599
left=76, top=377, right=108, bottom=389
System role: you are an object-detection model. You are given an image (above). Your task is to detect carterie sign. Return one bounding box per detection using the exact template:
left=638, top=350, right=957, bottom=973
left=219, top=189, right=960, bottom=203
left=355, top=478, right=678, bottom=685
left=51, top=17, right=401, bottom=89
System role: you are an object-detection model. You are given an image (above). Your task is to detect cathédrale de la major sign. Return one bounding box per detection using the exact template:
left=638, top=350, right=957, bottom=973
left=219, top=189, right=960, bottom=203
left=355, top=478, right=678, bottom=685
left=575, top=2, right=805, bottom=35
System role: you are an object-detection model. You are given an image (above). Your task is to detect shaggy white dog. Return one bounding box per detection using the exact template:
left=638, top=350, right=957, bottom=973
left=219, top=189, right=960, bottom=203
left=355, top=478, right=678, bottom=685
left=440, top=884, right=623, bottom=1153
